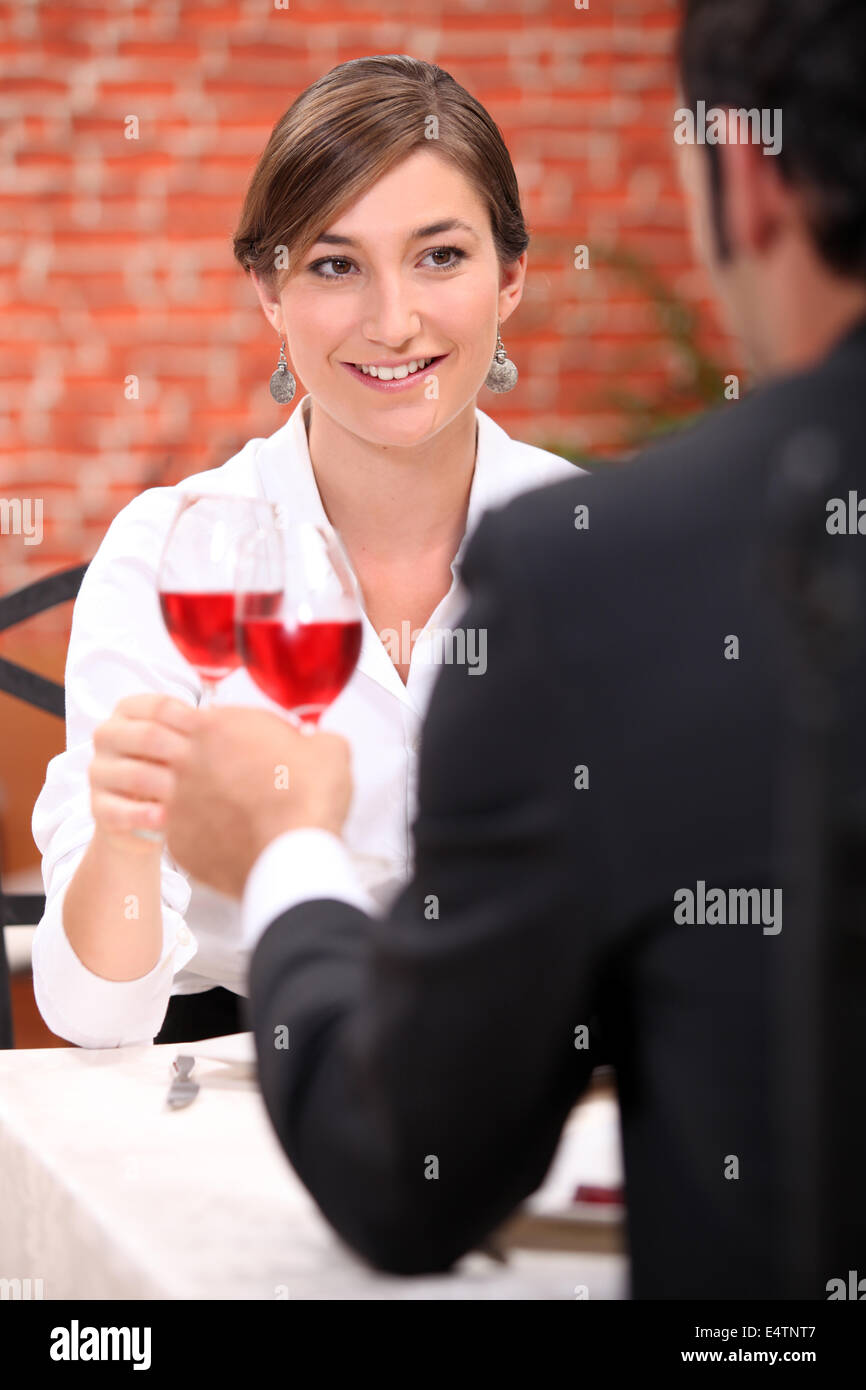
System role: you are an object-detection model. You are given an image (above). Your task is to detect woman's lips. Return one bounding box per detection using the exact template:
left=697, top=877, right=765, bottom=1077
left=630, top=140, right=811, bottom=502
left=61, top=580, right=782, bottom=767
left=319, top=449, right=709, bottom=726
left=341, top=354, right=448, bottom=391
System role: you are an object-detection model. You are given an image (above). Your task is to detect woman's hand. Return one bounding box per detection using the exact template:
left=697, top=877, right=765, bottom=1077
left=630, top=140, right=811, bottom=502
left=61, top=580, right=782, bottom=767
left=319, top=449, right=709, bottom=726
left=88, top=694, right=197, bottom=851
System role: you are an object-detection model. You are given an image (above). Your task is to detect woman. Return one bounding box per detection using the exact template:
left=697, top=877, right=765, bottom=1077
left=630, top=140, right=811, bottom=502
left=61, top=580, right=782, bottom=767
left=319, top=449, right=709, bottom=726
left=31, top=54, right=579, bottom=1048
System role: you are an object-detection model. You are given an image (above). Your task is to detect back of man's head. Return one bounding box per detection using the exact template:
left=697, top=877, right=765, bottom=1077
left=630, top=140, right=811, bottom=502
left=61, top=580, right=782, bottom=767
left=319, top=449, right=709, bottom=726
left=678, top=0, right=866, bottom=280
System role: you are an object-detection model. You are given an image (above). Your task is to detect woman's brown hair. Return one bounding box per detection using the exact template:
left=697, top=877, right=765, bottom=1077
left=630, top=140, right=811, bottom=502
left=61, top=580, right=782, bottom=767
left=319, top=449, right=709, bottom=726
left=232, top=53, right=529, bottom=289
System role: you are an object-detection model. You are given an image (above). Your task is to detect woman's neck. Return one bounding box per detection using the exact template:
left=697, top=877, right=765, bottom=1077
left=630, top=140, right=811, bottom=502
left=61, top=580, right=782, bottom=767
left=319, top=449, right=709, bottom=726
left=304, top=398, right=478, bottom=565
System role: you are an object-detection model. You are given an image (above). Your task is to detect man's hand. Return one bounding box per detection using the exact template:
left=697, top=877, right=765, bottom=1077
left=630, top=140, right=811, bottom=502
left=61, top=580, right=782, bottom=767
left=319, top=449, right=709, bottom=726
left=163, top=707, right=353, bottom=898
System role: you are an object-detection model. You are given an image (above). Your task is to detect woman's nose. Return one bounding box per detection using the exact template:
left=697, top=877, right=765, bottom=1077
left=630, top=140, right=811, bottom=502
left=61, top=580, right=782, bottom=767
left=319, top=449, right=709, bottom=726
left=361, top=277, right=422, bottom=347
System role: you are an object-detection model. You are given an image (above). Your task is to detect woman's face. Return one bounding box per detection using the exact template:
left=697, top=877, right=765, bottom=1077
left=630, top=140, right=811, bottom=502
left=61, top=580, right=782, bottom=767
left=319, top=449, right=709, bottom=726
left=251, top=148, right=526, bottom=447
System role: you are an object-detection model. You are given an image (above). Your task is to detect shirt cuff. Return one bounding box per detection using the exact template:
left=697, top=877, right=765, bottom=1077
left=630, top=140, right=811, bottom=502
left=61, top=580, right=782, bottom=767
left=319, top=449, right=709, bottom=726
left=31, top=875, right=199, bottom=1049
left=240, top=828, right=376, bottom=952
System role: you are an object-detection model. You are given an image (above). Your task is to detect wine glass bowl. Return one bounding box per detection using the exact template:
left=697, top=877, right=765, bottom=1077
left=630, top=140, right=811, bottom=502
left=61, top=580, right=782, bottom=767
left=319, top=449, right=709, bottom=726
left=235, top=521, right=362, bottom=728
left=159, top=590, right=240, bottom=685
left=157, top=494, right=279, bottom=701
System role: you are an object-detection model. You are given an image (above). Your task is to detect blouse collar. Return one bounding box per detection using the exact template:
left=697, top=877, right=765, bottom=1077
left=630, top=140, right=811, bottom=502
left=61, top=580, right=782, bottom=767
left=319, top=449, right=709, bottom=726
left=253, top=392, right=526, bottom=580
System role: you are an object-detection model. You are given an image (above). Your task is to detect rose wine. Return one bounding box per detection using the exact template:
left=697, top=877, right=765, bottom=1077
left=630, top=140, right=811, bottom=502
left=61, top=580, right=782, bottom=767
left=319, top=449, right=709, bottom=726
left=240, top=617, right=362, bottom=721
left=160, top=590, right=280, bottom=680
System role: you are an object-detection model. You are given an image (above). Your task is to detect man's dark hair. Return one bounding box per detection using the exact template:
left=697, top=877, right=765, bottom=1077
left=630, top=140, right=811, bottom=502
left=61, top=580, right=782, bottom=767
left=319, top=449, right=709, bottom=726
left=678, top=0, right=866, bottom=277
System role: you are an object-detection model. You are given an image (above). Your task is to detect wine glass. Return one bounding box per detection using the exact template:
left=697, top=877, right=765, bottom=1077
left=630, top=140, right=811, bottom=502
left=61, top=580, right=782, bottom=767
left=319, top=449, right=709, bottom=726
left=157, top=493, right=280, bottom=706
left=235, top=520, right=362, bottom=730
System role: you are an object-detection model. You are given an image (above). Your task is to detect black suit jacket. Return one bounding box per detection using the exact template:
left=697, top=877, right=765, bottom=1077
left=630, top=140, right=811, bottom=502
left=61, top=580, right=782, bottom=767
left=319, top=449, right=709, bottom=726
left=249, top=320, right=866, bottom=1299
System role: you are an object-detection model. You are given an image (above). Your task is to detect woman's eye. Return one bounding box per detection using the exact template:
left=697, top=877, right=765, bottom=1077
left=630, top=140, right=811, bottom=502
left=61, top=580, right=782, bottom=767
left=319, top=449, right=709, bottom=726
left=423, top=246, right=466, bottom=271
left=308, top=246, right=466, bottom=279
left=310, top=257, right=354, bottom=279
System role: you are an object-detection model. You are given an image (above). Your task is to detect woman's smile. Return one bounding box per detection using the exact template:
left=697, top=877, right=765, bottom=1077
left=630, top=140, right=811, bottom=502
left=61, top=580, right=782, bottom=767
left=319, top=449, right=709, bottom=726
left=340, top=353, right=449, bottom=391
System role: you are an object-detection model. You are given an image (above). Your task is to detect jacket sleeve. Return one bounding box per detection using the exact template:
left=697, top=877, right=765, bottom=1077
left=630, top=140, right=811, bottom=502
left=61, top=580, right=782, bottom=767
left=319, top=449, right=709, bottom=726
left=249, top=502, right=610, bottom=1273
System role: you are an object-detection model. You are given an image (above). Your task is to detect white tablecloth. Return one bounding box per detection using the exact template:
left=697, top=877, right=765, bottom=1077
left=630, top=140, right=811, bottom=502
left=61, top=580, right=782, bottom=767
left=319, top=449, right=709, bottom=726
left=0, top=1034, right=628, bottom=1300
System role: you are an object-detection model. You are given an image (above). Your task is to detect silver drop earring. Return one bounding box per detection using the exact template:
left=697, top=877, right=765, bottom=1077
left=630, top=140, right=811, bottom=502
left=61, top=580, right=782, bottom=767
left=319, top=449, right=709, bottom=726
left=269, top=338, right=296, bottom=404
left=484, top=322, right=518, bottom=393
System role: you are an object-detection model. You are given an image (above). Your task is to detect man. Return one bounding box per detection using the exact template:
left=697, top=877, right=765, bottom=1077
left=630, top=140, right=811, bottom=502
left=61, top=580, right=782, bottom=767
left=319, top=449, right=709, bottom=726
left=163, top=0, right=866, bottom=1297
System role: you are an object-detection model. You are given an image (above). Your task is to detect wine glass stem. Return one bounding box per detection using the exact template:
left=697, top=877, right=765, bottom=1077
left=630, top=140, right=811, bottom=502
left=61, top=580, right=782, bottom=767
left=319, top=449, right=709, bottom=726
left=199, top=678, right=216, bottom=709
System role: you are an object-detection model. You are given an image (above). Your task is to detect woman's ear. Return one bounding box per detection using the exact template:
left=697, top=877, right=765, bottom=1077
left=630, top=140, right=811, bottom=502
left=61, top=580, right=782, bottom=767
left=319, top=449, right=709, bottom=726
left=497, top=250, right=527, bottom=329
left=250, top=269, right=284, bottom=336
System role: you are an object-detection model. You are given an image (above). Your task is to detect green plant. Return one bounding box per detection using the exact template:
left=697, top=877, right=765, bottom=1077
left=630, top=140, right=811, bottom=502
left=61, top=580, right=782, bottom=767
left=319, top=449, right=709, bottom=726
left=535, top=244, right=735, bottom=471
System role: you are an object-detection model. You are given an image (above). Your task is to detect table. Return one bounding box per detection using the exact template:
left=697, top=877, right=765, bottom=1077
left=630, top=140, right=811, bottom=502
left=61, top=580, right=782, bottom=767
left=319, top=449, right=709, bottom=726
left=0, top=1034, right=628, bottom=1300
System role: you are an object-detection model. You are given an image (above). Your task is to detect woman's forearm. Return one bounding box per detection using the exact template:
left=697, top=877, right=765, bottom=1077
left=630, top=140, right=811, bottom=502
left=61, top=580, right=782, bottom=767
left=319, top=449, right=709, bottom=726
left=62, top=828, right=166, bottom=981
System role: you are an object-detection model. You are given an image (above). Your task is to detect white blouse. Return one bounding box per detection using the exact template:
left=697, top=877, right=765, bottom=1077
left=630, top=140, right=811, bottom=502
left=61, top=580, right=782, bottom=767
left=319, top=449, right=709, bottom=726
left=31, top=393, right=579, bottom=1047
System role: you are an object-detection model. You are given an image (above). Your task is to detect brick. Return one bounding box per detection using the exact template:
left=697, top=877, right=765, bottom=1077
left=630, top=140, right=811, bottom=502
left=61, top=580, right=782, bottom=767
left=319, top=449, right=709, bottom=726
left=3, top=0, right=741, bottom=594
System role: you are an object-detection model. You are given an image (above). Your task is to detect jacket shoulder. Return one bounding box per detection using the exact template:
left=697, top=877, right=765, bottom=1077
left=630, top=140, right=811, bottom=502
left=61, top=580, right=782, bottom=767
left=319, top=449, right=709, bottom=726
left=483, top=355, right=866, bottom=563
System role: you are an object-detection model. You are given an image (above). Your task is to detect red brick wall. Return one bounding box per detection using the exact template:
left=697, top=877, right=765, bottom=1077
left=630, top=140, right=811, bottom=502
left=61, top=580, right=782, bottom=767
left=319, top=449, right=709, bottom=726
left=0, top=0, right=741, bottom=867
